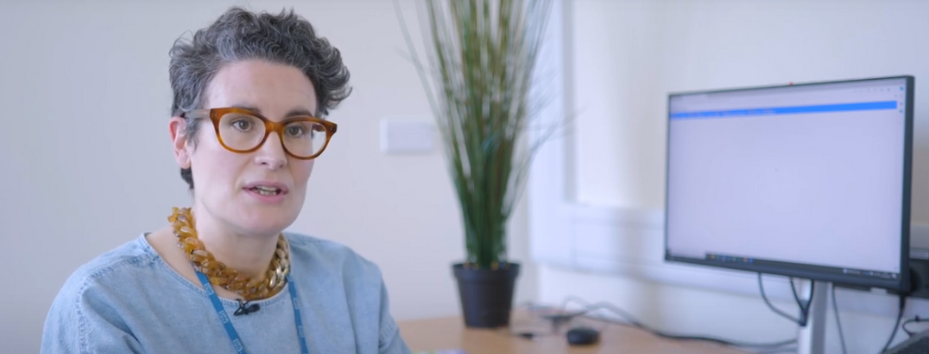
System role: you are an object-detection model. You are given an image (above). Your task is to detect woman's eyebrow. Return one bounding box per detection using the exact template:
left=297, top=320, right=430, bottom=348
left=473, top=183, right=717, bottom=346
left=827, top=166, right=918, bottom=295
left=230, top=105, right=314, bottom=117
left=231, top=104, right=262, bottom=114
left=285, top=108, right=315, bottom=117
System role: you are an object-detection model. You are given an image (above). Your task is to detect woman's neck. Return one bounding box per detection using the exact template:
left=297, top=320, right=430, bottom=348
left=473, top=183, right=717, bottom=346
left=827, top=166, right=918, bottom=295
left=190, top=206, right=280, bottom=280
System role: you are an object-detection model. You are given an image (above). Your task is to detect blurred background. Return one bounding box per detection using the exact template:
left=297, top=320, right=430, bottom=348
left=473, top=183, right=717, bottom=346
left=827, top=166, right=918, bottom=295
left=2, top=0, right=929, bottom=353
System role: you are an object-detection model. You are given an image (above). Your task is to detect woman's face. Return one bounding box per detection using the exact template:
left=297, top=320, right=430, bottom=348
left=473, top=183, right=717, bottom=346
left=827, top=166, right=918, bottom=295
left=171, top=59, right=318, bottom=236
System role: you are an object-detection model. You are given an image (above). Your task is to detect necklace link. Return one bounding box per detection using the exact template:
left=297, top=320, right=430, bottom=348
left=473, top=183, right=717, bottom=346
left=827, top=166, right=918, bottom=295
left=169, top=207, right=290, bottom=301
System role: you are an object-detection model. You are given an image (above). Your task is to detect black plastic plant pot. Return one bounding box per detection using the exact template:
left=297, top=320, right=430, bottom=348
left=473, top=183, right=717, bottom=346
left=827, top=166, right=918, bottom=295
left=452, top=262, right=521, bottom=328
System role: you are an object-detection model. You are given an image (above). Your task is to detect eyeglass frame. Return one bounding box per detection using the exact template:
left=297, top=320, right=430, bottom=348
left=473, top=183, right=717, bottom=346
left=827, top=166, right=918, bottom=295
left=181, top=107, right=338, bottom=160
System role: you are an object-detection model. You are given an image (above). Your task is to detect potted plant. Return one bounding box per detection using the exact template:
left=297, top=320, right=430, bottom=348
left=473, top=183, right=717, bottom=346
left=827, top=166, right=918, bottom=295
left=398, top=0, right=554, bottom=328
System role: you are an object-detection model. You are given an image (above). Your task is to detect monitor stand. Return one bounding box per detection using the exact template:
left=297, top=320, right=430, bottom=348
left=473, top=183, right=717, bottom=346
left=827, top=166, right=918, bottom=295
left=798, top=280, right=829, bottom=354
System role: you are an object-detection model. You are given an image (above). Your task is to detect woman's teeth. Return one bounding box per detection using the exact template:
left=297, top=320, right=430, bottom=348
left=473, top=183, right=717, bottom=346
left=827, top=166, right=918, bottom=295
left=251, top=186, right=281, bottom=195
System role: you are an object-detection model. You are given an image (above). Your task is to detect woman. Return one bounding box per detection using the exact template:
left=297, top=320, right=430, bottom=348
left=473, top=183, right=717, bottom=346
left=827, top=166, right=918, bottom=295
left=40, top=7, right=411, bottom=354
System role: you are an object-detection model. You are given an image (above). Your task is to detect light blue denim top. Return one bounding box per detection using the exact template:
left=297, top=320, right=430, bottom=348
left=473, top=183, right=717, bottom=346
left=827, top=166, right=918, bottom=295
left=40, top=232, right=412, bottom=354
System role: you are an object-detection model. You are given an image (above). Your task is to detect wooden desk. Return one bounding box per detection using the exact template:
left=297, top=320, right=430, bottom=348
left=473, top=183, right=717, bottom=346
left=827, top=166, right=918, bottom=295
left=398, top=312, right=750, bottom=354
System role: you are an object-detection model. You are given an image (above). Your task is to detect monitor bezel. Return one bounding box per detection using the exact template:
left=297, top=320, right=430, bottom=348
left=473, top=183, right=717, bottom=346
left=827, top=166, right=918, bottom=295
left=663, top=75, right=914, bottom=292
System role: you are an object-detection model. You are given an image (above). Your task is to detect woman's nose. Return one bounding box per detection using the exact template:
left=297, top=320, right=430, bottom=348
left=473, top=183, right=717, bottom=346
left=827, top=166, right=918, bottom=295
left=254, top=133, right=288, bottom=169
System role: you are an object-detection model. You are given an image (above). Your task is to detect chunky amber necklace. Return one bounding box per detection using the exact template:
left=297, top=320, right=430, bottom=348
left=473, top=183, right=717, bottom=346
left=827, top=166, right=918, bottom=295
left=168, top=207, right=290, bottom=301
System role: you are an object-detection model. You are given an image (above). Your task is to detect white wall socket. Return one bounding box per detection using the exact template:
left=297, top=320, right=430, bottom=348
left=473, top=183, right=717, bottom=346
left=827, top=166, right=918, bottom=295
left=380, top=118, right=435, bottom=154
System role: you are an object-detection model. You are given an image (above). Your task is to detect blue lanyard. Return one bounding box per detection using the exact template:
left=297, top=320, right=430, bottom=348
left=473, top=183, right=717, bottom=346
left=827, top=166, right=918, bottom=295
left=195, top=271, right=310, bottom=354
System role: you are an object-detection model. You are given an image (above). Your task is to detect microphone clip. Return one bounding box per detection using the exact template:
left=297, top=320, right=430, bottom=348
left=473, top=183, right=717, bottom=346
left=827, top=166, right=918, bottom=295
left=234, top=299, right=260, bottom=316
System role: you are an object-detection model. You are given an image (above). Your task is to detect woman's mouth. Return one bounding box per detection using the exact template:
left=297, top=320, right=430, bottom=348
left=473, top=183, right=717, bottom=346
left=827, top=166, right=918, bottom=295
left=248, top=186, right=283, bottom=196
left=243, top=182, right=290, bottom=203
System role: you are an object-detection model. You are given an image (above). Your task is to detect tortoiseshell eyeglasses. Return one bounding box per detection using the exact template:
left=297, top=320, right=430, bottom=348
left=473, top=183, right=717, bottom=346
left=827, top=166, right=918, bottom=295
left=182, top=107, right=337, bottom=160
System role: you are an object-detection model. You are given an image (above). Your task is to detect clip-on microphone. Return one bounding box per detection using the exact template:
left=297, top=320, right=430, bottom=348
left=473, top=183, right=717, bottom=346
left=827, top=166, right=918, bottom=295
left=234, top=299, right=260, bottom=316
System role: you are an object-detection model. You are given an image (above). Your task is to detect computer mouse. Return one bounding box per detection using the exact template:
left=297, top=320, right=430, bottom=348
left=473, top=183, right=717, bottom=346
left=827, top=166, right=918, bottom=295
left=566, top=326, right=600, bottom=346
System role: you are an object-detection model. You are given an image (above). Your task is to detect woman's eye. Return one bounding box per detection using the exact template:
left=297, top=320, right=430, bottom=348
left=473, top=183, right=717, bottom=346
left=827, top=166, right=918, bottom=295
left=286, top=126, right=306, bottom=137
left=233, top=120, right=252, bottom=131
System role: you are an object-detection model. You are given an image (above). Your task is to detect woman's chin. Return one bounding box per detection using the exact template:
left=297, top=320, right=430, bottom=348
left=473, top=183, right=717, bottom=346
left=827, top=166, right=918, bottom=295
left=240, top=223, right=290, bottom=238
left=234, top=210, right=297, bottom=236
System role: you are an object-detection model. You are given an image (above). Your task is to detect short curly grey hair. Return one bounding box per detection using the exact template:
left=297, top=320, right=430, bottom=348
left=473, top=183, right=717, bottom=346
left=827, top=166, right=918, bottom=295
left=169, top=6, right=351, bottom=190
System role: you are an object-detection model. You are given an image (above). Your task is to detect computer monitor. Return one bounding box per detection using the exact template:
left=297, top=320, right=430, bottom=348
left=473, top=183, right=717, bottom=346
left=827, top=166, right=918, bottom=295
left=664, top=76, right=914, bottom=291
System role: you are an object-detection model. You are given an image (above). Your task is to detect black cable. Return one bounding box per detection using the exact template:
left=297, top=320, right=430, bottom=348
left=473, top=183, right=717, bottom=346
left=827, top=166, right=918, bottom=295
left=597, top=304, right=796, bottom=348
left=796, top=279, right=815, bottom=321
left=758, top=348, right=799, bottom=354
left=559, top=296, right=797, bottom=349
left=759, top=273, right=812, bottom=326
left=880, top=294, right=906, bottom=353
left=789, top=278, right=807, bottom=313
left=832, top=284, right=847, bottom=354
left=902, top=316, right=922, bottom=338
left=495, top=328, right=559, bottom=340
left=499, top=302, right=565, bottom=340
left=596, top=303, right=797, bottom=349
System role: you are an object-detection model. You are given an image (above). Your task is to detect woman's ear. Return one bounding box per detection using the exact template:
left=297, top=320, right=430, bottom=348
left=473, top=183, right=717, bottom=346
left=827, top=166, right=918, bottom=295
left=169, top=117, right=192, bottom=169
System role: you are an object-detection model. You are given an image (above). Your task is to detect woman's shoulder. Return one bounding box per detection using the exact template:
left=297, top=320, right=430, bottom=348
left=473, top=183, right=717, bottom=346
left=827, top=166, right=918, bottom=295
left=62, top=234, right=158, bottom=290
left=284, top=232, right=383, bottom=278
left=44, top=235, right=164, bottom=332
left=47, top=235, right=168, bottom=311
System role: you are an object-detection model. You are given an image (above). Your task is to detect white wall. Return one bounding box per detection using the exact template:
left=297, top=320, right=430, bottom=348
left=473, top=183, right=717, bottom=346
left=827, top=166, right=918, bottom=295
left=539, top=0, right=929, bottom=353
left=575, top=0, right=929, bottom=211
left=0, top=1, right=537, bottom=352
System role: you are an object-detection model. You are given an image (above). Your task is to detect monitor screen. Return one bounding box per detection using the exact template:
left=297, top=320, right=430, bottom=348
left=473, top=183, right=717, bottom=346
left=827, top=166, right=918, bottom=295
left=664, top=76, right=914, bottom=291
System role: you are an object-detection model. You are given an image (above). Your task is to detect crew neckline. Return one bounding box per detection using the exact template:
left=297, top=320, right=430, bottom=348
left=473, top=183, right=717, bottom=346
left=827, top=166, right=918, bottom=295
left=137, top=232, right=292, bottom=307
